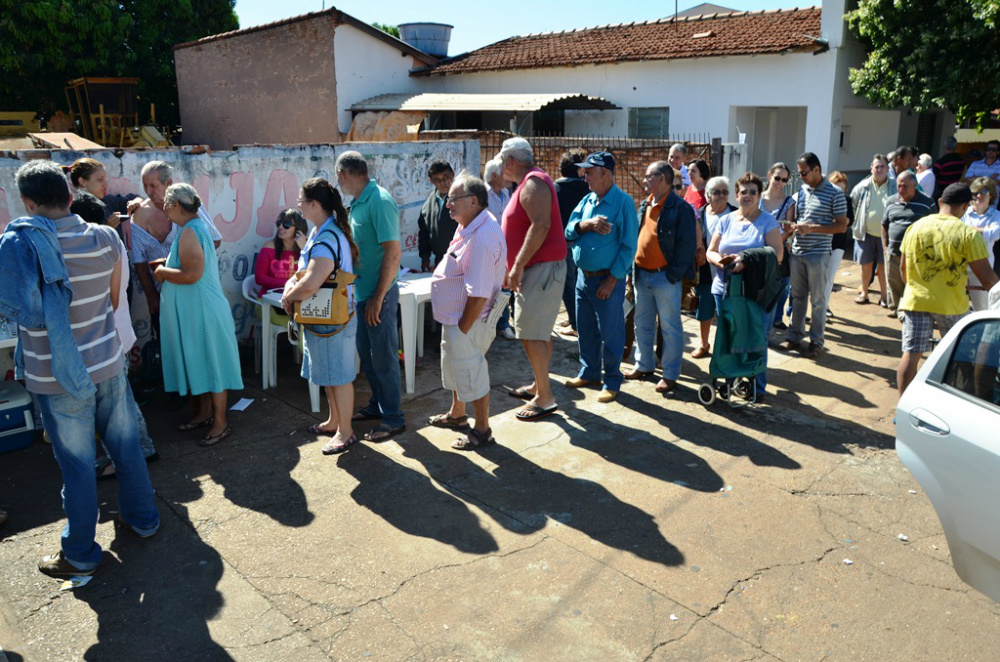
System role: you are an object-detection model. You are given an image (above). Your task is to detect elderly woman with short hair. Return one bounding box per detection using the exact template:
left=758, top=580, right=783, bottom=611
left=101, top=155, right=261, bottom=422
left=428, top=173, right=508, bottom=450
left=153, top=184, right=243, bottom=446
left=963, top=177, right=1000, bottom=310
left=691, top=176, right=735, bottom=357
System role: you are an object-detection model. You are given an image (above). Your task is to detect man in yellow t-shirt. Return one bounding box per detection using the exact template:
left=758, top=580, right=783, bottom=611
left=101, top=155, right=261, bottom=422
left=897, top=183, right=999, bottom=396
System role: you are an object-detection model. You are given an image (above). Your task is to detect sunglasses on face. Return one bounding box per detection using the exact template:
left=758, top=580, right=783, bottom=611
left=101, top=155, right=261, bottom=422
left=773, top=176, right=789, bottom=183
left=712, top=190, right=729, bottom=197
left=987, top=147, right=999, bottom=153
left=673, top=184, right=683, bottom=190
left=276, top=220, right=294, bottom=229
left=973, top=190, right=990, bottom=197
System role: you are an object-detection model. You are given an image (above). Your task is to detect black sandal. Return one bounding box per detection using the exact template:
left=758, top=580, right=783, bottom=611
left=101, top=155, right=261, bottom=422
left=351, top=408, right=383, bottom=422
left=452, top=428, right=495, bottom=450
left=363, top=424, right=405, bottom=442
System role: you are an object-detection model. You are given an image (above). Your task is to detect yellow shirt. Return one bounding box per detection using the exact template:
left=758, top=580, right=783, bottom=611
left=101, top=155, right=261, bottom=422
left=865, top=179, right=889, bottom=237
left=635, top=196, right=667, bottom=270
left=899, top=214, right=989, bottom=315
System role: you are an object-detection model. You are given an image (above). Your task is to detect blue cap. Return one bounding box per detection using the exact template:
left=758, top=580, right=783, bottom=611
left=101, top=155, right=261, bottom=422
left=575, top=151, right=615, bottom=172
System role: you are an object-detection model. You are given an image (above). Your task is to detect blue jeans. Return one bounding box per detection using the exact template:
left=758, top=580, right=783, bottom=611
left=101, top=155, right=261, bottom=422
left=36, top=370, right=159, bottom=569
left=575, top=270, right=627, bottom=391
left=714, top=294, right=771, bottom=394
left=355, top=283, right=404, bottom=428
left=633, top=269, right=683, bottom=380
left=562, top=252, right=578, bottom=330
left=772, top=276, right=790, bottom=327
left=787, top=252, right=831, bottom=347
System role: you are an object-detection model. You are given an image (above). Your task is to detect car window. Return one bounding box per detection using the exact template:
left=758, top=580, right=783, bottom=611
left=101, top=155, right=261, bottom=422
left=941, top=319, right=1000, bottom=406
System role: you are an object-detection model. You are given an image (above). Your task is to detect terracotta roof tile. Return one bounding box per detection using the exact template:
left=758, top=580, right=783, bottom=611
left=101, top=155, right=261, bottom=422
left=419, top=7, right=823, bottom=76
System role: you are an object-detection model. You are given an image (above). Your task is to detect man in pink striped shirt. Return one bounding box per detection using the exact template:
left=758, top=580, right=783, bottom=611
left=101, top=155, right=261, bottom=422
left=429, top=173, right=507, bottom=450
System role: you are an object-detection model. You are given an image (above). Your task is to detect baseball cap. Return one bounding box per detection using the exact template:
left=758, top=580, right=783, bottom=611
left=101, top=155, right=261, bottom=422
left=941, top=182, right=972, bottom=205
left=499, top=137, right=533, bottom=157
left=575, top=151, right=616, bottom=172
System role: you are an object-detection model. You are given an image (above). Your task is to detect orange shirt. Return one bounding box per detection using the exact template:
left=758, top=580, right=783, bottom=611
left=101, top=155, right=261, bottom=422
left=634, top=195, right=667, bottom=269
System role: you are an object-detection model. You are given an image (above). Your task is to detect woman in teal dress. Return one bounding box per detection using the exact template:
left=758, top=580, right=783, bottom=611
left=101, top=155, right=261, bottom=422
left=152, top=183, right=243, bottom=446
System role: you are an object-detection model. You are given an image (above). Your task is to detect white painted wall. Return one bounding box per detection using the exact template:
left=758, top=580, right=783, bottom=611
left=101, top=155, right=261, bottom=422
left=334, top=23, right=425, bottom=132
left=839, top=108, right=901, bottom=172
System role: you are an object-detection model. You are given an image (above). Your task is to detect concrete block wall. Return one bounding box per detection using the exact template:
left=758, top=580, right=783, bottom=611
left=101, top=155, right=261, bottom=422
left=0, top=141, right=479, bottom=374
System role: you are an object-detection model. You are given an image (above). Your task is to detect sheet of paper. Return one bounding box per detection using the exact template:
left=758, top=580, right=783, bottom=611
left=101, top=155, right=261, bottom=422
left=59, top=576, right=93, bottom=591
left=230, top=398, right=254, bottom=412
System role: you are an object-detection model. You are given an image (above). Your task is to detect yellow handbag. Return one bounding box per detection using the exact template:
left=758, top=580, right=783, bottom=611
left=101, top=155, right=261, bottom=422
left=293, top=232, right=357, bottom=334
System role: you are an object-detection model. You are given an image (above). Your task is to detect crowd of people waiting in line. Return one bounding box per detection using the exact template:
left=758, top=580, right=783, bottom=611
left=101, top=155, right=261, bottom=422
left=1, top=132, right=998, bottom=577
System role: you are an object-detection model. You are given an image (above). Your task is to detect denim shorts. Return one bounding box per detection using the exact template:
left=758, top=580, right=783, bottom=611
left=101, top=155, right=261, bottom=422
left=301, top=314, right=358, bottom=386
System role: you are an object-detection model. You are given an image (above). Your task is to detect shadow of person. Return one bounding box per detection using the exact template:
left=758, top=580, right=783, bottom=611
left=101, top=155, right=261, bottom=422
left=74, top=502, right=232, bottom=662
left=336, top=444, right=501, bottom=554
left=439, top=442, right=686, bottom=567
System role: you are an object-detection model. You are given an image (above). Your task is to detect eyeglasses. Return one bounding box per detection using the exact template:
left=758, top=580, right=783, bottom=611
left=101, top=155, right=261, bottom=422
left=739, top=189, right=760, bottom=197
left=972, top=190, right=990, bottom=197
left=711, top=190, right=729, bottom=197
left=673, top=184, right=683, bottom=190
left=448, top=193, right=476, bottom=203
left=987, top=147, right=999, bottom=153
left=276, top=220, right=294, bottom=229
left=772, top=176, right=789, bottom=183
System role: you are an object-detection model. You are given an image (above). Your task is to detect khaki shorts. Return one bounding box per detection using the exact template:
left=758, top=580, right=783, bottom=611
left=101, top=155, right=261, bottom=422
left=514, top=260, right=567, bottom=341
left=441, top=320, right=496, bottom=402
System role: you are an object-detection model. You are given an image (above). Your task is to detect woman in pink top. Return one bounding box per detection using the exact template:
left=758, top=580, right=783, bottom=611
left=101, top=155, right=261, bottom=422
left=255, top=208, right=308, bottom=293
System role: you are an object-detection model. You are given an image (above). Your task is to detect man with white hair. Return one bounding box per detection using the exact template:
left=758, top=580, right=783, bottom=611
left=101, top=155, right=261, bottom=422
left=484, top=157, right=516, bottom=339
left=131, top=161, right=221, bottom=341
left=915, top=153, right=935, bottom=195
left=497, top=137, right=567, bottom=421
left=668, top=143, right=691, bottom=196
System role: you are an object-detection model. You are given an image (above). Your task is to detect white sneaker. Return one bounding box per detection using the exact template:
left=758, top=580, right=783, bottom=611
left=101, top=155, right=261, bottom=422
left=500, top=327, right=517, bottom=341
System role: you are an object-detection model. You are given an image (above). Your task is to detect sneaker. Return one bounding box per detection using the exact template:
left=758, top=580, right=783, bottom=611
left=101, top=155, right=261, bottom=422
left=38, top=551, right=97, bottom=578
left=500, top=327, right=516, bottom=341
left=803, top=342, right=823, bottom=358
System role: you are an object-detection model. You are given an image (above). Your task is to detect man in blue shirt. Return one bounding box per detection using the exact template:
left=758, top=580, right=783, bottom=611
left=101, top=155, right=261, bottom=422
left=564, top=152, right=638, bottom=402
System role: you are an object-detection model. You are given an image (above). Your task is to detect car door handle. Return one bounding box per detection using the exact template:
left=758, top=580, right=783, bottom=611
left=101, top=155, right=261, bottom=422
left=909, top=408, right=951, bottom=436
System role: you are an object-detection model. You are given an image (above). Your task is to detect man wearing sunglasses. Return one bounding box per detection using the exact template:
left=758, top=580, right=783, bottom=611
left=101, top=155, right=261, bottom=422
left=965, top=141, right=1000, bottom=209
left=781, top=152, right=848, bottom=358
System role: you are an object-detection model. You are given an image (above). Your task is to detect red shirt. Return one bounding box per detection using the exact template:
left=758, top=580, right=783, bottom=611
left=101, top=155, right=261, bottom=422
left=684, top=187, right=707, bottom=211
left=501, top=168, right=567, bottom=270
left=254, top=245, right=299, bottom=292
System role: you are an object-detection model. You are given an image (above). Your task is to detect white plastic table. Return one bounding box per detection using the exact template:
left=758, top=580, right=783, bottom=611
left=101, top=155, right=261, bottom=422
left=397, top=273, right=433, bottom=394
left=260, top=290, right=321, bottom=412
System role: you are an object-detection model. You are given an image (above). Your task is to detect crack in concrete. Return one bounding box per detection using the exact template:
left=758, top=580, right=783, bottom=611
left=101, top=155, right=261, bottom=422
left=224, top=629, right=300, bottom=649
left=377, top=601, right=427, bottom=661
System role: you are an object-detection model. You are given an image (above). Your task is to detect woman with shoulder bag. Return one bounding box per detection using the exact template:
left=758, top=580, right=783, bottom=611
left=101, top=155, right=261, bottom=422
left=282, top=178, right=361, bottom=455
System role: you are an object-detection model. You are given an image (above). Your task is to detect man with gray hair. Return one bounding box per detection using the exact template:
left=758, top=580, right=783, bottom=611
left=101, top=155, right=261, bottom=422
left=497, top=137, right=567, bottom=421
left=850, top=154, right=895, bottom=306
left=668, top=143, right=691, bottom=195
left=131, top=160, right=221, bottom=343
left=335, top=150, right=406, bottom=441
left=882, top=171, right=936, bottom=315
left=0, top=161, right=159, bottom=578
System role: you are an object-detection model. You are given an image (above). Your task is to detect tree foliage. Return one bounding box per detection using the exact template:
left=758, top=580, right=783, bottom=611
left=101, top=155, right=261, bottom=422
left=0, top=0, right=238, bottom=126
left=372, top=22, right=400, bottom=39
left=847, top=0, right=1000, bottom=129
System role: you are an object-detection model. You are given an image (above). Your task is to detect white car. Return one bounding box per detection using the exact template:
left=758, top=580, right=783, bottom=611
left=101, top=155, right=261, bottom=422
left=896, top=310, right=1000, bottom=602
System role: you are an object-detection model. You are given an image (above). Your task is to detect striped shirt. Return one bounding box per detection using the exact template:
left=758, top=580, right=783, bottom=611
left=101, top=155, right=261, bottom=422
left=430, top=209, right=507, bottom=326
left=19, top=215, right=123, bottom=394
left=790, top=180, right=847, bottom=256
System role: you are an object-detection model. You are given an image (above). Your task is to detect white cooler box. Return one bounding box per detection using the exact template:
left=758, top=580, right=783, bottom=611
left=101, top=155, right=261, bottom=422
left=0, top=381, right=35, bottom=453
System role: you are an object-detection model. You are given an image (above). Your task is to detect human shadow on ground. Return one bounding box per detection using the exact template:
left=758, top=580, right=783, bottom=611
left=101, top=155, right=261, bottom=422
left=336, top=444, right=502, bottom=554
left=398, top=435, right=685, bottom=567
left=566, top=389, right=803, bottom=471
left=74, top=501, right=233, bottom=662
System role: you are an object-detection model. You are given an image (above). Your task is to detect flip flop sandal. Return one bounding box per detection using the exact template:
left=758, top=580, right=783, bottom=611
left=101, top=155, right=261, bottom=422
left=178, top=416, right=213, bottom=431
left=198, top=426, right=232, bottom=447
left=322, top=433, right=358, bottom=455
left=428, top=414, right=470, bottom=430
left=515, top=403, right=558, bottom=421
left=506, top=386, right=535, bottom=400
left=363, top=424, right=406, bottom=442
left=308, top=424, right=338, bottom=435
left=854, top=294, right=869, bottom=304
left=351, top=408, right=383, bottom=422
left=452, top=428, right=495, bottom=450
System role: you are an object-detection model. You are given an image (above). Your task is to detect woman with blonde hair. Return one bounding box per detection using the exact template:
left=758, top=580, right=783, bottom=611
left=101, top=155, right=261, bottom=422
left=153, top=183, right=243, bottom=446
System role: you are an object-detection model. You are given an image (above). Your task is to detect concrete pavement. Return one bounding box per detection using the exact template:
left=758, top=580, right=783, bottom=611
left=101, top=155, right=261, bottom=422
left=1, top=262, right=998, bottom=662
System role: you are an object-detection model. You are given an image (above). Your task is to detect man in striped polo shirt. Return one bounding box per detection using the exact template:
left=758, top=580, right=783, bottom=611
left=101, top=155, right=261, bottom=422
left=11, top=161, right=159, bottom=578
left=782, top=153, right=848, bottom=358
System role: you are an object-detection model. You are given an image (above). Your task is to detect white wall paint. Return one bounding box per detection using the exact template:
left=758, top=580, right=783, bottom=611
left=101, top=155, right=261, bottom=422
left=334, top=24, right=425, bottom=132
left=840, top=108, right=901, bottom=172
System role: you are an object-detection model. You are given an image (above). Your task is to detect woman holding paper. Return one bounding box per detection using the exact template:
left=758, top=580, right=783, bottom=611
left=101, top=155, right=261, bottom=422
left=282, top=178, right=360, bottom=455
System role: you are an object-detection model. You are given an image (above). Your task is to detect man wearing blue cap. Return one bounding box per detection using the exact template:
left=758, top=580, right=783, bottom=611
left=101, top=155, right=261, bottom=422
left=564, top=152, right=638, bottom=402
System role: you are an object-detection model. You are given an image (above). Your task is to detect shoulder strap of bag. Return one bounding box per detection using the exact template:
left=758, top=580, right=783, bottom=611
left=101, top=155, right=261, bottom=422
left=308, top=229, right=343, bottom=275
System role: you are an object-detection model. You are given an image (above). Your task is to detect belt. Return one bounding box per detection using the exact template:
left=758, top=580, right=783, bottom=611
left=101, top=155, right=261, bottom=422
left=581, top=269, right=611, bottom=278
left=636, top=265, right=669, bottom=273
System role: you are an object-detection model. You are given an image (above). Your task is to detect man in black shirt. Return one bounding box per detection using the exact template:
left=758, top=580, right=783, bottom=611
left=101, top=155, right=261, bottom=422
left=882, top=171, right=936, bottom=315
left=417, top=160, right=457, bottom=272
left=554, top=149, right=589, bottom=334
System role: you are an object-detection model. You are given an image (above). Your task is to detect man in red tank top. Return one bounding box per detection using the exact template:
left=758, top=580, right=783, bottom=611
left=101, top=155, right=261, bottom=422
left=498, top=138, right=567, bottom=421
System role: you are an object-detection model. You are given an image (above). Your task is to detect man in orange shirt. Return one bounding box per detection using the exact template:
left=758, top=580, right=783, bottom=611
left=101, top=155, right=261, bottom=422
left=624, top=162, right=697, bottom=392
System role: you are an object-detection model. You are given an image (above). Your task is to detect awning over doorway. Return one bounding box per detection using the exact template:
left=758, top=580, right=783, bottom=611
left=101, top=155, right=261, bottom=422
left=350, top=92, right=620, bottom=113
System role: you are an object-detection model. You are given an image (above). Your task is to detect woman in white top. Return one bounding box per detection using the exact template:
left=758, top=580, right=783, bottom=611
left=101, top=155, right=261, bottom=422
left=963, top=177, right=1000, bottom=310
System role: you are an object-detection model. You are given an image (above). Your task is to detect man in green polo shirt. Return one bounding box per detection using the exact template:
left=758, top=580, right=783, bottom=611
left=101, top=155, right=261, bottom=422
left=335, top=151, right=405, bottom=441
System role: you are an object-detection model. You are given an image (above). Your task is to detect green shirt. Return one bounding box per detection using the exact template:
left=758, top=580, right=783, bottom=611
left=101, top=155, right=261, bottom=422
left=350, top=179, right=400, bottom=302
left=865, top=179, right=889, bottom=236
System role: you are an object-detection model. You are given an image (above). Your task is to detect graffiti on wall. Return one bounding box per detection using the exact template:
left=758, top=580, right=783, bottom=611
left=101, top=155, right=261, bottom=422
left=0, top=141, right=479, bottom=363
